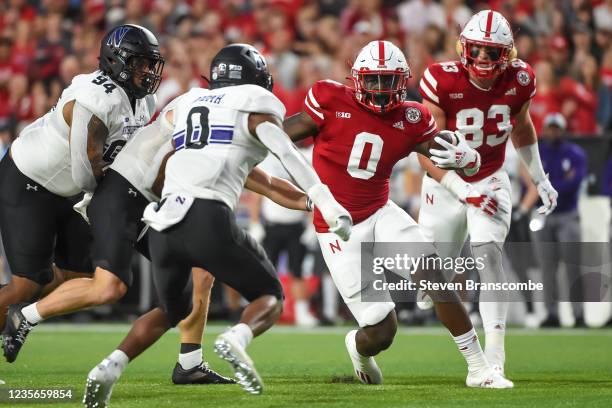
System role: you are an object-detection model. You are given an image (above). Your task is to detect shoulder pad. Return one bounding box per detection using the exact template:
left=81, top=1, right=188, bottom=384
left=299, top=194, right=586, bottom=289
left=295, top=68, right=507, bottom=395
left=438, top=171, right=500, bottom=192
left=508, top=59, right=536, bottom=99
left=71, top=72, right=124, bottom=126
left=232, top=85, right=286, bottom=120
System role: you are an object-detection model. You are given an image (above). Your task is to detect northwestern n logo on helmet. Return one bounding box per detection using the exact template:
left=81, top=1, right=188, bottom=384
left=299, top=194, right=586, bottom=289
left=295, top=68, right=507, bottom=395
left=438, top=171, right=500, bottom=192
left=107, top=26, right=131, bottom=48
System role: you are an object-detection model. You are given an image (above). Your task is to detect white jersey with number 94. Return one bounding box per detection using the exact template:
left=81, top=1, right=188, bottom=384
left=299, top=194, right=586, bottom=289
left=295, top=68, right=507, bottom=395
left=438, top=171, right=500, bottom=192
left=11, top=70, right=156, bottom=197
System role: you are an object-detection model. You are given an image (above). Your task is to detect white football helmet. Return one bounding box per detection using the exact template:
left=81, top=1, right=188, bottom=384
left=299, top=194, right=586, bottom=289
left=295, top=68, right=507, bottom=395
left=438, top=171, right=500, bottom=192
left=458, top=10, right=515, bottom=78
left=351, top=40, right=410, bottom=113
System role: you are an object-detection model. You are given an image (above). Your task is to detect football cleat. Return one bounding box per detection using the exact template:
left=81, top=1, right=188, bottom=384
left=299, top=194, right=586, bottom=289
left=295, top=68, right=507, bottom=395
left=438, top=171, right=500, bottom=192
left=416, top=290, right=434, bottom=310
left=2, top=303, right=35, bottom=363
left=214, top=332, right=263, bottom=395
left=171, top=362, right=236, bottom=385
left=466, top=367, right=514, bottom=389
left=345, top=330, right=383, bottom=385
left=83, top=360, right=122, bottom=408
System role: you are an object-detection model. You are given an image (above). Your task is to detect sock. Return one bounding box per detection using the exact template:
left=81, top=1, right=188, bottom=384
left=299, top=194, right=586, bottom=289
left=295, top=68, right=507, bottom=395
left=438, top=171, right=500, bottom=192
left=453, top=328, right=488, bottom=374
left=227, top=323, right=253, bottom=349
left=105, top=349, right=129, bottom=374
left=483, top=320, right=506, bottom=367
left=22, top=303, right=43, bottom=325
left=178, top=346, right=203, bottom=370
left=180, top=343, right=201, bottom=354
left=471, top=243, right=508, bottom=368
left=295, top=300, right=310, bottom=318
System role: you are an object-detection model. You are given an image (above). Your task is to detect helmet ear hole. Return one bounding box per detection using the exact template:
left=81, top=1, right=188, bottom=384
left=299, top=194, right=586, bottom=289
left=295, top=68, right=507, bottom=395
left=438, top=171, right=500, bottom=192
left=455, top=40, right=463, bottom=57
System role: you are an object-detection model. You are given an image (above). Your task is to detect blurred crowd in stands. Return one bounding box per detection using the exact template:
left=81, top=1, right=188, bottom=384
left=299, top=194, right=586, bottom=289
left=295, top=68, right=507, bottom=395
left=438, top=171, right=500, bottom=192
left=3, top=0, right=612, bottom=145
left=0, top=0, right=611, bottom=328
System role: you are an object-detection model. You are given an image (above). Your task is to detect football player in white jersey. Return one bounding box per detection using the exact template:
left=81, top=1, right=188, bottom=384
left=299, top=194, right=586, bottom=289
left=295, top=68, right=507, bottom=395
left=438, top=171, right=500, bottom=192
left=0, top=24, right=163, bottom=360
left=5, top=90, right=321, bottom=385
left=82, top=43, right=351, bottom=405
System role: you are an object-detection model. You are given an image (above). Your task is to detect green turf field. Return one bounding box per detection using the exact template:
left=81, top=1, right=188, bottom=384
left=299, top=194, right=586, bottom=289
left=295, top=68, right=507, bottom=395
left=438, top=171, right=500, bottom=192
left=1, top=324, right=611, bottom=407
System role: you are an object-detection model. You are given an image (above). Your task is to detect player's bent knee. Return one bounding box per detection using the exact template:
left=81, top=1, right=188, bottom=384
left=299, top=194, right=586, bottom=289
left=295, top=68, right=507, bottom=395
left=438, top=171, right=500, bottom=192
left=357, top=302, right=395, bottom=328
left=93, top=271, right=128, bottom=305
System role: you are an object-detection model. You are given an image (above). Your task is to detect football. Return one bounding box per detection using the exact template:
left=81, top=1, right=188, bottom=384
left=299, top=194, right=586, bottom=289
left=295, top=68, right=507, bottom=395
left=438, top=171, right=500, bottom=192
left=429, top=129, right=459, bottom=151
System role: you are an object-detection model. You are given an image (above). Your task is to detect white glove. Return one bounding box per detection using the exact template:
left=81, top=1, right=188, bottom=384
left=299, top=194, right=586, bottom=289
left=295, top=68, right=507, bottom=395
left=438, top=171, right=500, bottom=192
left=73, top=192, right=93, bottom=224
left=307, top=184, right=352, bottom=241
left=248, top=222, right=266, bottom=243
left=536, top=176, right=558, bottom=215
left=464, top=185, right=509, bottom=223
left=429, top=130, right=481, bottom=176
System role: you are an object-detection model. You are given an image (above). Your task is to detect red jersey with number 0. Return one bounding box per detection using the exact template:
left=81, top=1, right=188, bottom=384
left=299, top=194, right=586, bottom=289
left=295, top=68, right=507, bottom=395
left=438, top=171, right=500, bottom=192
left=304, top=80, right=437, bottom=232
left=419, top=60, right=536, bottom=182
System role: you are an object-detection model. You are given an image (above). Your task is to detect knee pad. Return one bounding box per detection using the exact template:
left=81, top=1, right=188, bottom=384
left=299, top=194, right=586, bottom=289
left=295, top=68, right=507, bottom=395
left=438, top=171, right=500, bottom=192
left=357, top=301, right=395, bottom=328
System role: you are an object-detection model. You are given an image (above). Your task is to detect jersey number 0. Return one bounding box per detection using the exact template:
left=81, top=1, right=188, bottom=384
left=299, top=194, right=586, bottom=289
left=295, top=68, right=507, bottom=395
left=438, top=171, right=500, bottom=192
left=347, top=132, right=383, bottom=180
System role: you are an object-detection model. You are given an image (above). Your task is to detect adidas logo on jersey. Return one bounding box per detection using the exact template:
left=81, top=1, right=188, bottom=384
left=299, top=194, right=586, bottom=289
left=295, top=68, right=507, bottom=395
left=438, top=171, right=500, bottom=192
left=505, top=88, right=516, bottom=96
left=393, top=121, right=404, bottom=130
left=449, top=93, right=463, bottom=99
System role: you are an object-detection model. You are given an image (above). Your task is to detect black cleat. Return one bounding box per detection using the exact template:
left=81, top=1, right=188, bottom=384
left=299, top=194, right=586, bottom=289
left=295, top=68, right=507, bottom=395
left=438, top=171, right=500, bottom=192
left=171, top=362, right=236, bottom=385
left=2, top=303, right=35, bottom=363
left=540, top=314, right=560, bottom=328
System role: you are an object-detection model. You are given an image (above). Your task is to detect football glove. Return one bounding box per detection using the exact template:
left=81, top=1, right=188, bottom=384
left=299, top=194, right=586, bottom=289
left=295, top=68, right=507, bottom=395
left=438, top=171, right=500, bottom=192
left=307, top=184, right=352, bottom=241
left=536, top=176, right=558, bottom=215
left=429, top=130, right=481, bottom=176
left=464, top=185, right=509, bottom=223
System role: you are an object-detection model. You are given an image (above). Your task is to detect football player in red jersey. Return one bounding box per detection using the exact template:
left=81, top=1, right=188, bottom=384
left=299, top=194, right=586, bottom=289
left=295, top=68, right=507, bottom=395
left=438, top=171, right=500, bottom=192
left=418, top=10, right=559, bottom=382
left=283, top=40, right=512, bottom=388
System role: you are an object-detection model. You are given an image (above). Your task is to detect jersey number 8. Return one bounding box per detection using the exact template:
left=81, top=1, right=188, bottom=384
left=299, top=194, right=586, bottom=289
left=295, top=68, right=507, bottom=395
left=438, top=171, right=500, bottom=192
left=455, top=105, right=512, bottom=148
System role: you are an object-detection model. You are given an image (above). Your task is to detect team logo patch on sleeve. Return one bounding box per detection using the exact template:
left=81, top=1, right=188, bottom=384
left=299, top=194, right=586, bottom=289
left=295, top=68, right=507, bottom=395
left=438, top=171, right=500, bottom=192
left=517, top=70, right=531, bottom=86
left=405, top=107, right=422, bottom=123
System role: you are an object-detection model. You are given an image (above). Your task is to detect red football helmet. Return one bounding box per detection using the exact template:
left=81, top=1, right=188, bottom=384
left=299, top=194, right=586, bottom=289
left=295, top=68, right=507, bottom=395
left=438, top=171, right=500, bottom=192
left=351, top=40, right=411, bottom=113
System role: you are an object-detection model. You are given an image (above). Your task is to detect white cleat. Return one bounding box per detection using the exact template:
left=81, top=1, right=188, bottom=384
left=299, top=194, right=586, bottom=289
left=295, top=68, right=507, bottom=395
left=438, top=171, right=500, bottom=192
left=214, top=332, right=263, bottom=395
left=83, top=360, right=122, bottom=408
left=344, top=330, right=383, bottom=385
left=295, top=312, right=319, bottom=328
left=416, top=290, right=434, bottom=310
left=524, top=313, right=541, bottom=329
left=466, top=367, right=514, bottom=389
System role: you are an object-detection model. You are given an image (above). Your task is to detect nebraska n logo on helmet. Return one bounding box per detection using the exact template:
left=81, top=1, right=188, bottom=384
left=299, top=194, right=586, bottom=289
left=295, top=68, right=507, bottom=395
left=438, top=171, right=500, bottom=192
left=351, top=40, right=411, bottom=113
left=457, top=10, right=516, bottom=78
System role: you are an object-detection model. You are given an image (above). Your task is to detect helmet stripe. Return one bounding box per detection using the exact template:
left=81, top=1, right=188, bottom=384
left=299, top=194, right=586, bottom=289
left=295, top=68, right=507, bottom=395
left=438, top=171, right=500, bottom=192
left=483, top=11, right=494, bottom=39
left=378, top=41, right=385, bottom=66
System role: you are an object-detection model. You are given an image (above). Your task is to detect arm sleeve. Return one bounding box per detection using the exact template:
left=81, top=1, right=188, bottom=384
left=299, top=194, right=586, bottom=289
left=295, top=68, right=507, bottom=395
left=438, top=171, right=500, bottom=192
left=255, top=121, right=322, bottom=192
left=516, top=142, right=547, bottom=184
left=70, top=101, right=99, bottom=192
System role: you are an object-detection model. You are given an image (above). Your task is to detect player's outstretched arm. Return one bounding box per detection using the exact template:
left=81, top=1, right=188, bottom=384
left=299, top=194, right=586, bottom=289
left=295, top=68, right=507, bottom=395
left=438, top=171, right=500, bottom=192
left=511, top=101, right=558, bottom=215
left=67, top=100, right=109, bottom=192
left=245, top=167, right=310, bottom=211
left=247, top=113, right=351, bottom=240
left=282, top=111, right=319, bottom=143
